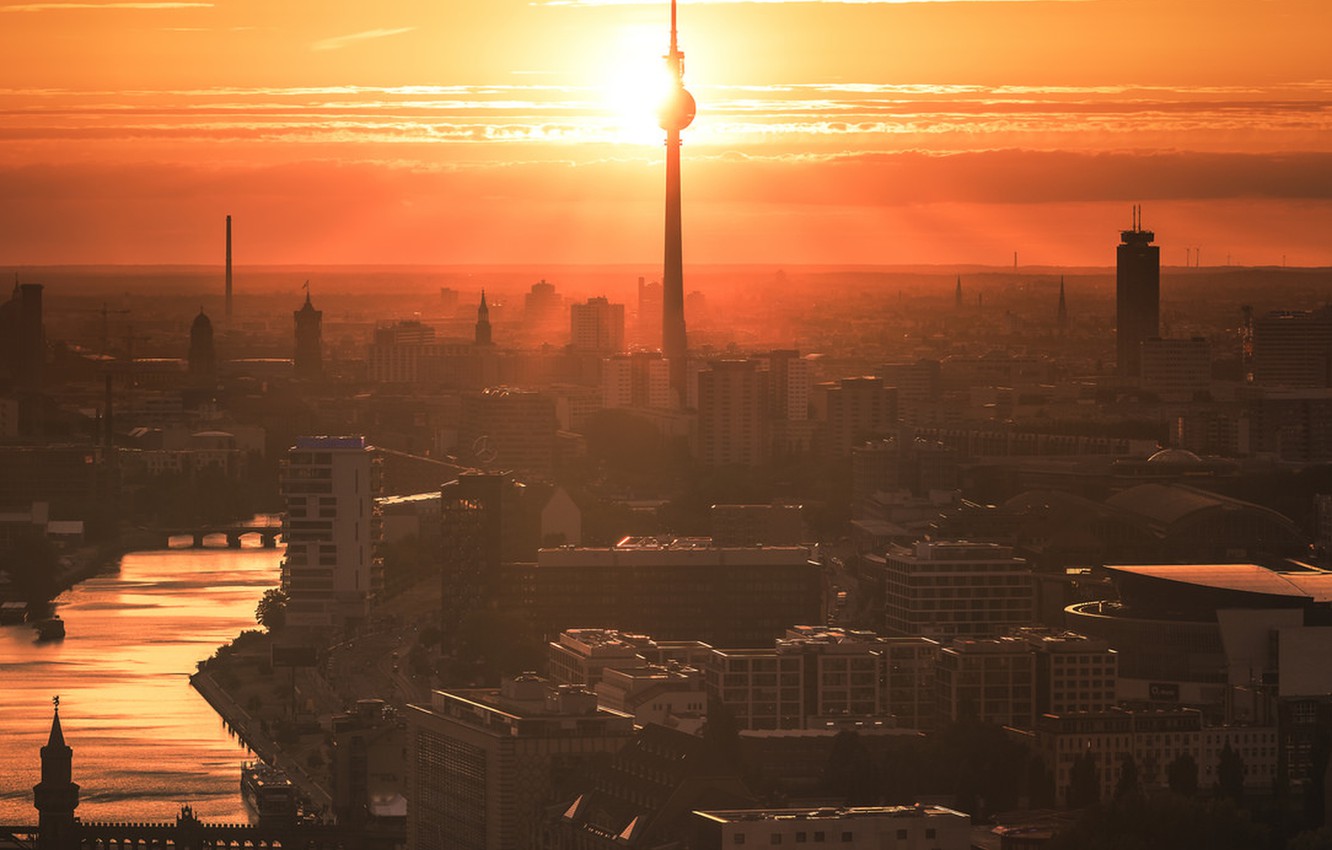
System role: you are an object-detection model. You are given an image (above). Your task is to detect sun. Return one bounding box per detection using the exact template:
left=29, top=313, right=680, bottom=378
left=599, top=24, right=677, bottom=146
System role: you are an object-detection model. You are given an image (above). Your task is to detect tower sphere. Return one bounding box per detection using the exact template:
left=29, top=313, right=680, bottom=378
left=658, top=87, right=696, bottom=131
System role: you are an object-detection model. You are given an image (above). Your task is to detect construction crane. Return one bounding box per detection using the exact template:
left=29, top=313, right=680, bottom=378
left=67, top=302, right=131, bottom=356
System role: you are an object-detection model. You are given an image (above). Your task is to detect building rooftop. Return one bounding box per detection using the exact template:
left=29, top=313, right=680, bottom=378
left=1104, top=564, right=1332, bottom=602
left=695, top=804, right=967, bottom=824
left=293, top=435, right=367, bottom=451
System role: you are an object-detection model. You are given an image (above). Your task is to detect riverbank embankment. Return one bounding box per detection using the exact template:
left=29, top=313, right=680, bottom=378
left=189, top=668, right=333, bottom=814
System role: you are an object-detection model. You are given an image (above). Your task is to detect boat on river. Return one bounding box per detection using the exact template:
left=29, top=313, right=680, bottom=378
left=33, top=617, right=65, bottom=640
left=241, top=761, right=297, bottom=824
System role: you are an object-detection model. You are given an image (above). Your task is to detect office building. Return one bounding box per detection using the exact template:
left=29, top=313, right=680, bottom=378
left=601, top=352, right=672, bottom=410
left=706, top=627, right=893, bottom=731
left=457, top=387, right=557, bottom=477
left=1115, top=207, right=1160, bottom=377
left=499, top=538, right=821, bottom=647
left=0, top=282, right=44, bottom=392
left=187, top=309, right=217, bottom=382
left=279, top=436, right=381, bottom=629
left=405, top=676, right=634, bottom=850
left=546, top=628, right=659, bottom=688
left=569, top=296, right=625, bottom=354
left=523, top=279, right=561, bottom=331
left=936, top=637, right=1037, bottom=729
left=438, top=472, right=541, bottom=643
left=293, top=290, right=323, bottom=380
left=760, top=349, right=811, bottom=422
left=636, top=276, right=663, bottom=348
left=875, top=541, right=1032, bottom=639
left=697, top=359, right=768, bottom=467
left=1018, top=628, right=1119, bottom=716
left=1140, top=337, right=1209, bottom=401
left=1252, top=308, right=1332, bottom=388
left=711, top=503, right=806, bottom=546
left=815, top=377, right=898, bottom=458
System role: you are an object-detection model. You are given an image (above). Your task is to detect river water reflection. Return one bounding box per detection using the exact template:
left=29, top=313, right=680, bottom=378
left=0, top=546, right=279, bottom=823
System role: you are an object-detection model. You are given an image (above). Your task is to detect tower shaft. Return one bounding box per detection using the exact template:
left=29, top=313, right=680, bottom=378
left=662, top=127, right=687, bottom=406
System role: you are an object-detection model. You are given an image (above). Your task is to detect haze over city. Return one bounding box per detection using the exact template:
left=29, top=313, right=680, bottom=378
left=6, top=1, right=1332, bottom=850
left=2, top=0, right=1331, bottom=265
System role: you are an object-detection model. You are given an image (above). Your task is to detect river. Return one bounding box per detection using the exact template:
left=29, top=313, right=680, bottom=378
left=0, top=544, right=279, bottom=824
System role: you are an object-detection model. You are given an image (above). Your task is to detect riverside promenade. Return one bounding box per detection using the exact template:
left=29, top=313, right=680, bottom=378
left=189, top=670, right=333, bottom=815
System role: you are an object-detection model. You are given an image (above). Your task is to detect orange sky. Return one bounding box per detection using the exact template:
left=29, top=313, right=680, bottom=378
left=1, top=0, right=1330, bottom=266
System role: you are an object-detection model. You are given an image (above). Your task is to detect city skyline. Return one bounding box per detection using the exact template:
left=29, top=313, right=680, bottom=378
left=0, top=0, right=1329, bottom=266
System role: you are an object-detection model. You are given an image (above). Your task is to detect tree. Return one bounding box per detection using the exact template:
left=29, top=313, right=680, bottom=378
left=1067, top=750, right=1100, bottom=809
left=1167, top=752, right=1199, bottom=797
left=0, top=530, right=60, bottom=606
left=1026, top=754, right=1057, bottom=809
left=1114, top=754, right=1141, bottom=801
left=255, top=588, right=288, bottom=631
left=824, top=730, right=880, bottom=804
left=1217, top=742, right=1245, bottom=805
left=1048, top=795, right=1267, bottom=850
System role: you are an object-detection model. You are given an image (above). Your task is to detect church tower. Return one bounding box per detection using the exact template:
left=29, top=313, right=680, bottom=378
left=34, top=700, right=79, bottom=850
left=475, top=290, right=493, bottom=346
left=293, top=287, right=323, bottom=380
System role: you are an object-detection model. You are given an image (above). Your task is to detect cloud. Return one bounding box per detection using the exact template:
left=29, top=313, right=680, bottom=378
left=0, top=2, right=210, bottom=10
left=310, top=27, right=416, bottom=52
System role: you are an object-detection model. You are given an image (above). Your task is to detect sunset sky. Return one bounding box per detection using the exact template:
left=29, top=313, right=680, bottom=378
left=1, top=0, right=1330, bottom=266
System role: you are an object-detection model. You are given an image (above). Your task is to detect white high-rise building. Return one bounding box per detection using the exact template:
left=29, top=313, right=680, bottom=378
left=280, top=435, right=381, bottom=629
left=601, top=353, right=672, bottom=410
left=570, top=296, right=625, bottom=354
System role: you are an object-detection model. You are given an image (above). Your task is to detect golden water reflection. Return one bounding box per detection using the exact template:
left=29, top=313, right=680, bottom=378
left=0, top=546, right=280, bottom=823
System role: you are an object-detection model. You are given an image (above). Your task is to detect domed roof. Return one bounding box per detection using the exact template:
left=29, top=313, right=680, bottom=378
left=1146, top=448, right=1203, bottom=465
left=191, top=309, right=213, bottom=331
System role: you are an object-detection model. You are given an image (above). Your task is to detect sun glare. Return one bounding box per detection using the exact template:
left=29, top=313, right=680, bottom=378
left=600, top=24, right=676, bottom=145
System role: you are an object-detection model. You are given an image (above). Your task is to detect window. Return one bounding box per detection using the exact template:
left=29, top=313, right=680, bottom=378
left=897, top=829, right=908, bottom=839
left=796, top=833, right=807, bottom=843
left=926, top=828, right=936, bottom=839
left=813, top=832, right=825, bottom=843
left=733, top=835, right=746, bottom=845
left=841, top=833, right=852, bottom=843
left=771, top=835, right=782, bottom=845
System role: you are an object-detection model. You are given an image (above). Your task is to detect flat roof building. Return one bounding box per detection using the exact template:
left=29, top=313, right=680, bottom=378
left=406, top=676, right=634, bottom=850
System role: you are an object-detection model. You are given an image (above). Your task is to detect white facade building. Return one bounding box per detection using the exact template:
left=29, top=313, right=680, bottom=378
left=280, top=435, right=380, bottom=628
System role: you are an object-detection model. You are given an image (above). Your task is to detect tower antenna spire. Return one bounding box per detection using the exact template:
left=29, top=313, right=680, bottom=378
left=670, top=0, right=678, bottom=55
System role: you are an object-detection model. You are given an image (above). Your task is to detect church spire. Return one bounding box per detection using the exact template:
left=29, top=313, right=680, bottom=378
left=35, top=698, right=80, bottom=850
left=475, top=290, right=493, bottom=346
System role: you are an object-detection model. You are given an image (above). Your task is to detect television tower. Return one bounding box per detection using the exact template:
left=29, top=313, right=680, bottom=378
left=659, top=0, right=696, bottom=408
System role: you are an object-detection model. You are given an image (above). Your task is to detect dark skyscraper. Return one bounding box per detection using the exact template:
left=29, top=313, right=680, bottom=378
left=475, top=290, right=493, bottom=346
left=293, top=287, right=323, bottom=380
left=225, top=215, right=233, bottom=322
left=188, top=308, right=217, bottom=381
left=659, top=0, right=695, bottom=408
left=1116, top=206, right=1160, bottom=377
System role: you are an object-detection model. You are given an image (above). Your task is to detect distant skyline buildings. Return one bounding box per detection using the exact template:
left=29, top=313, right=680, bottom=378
left=293, top=288, right=322, bottom=380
